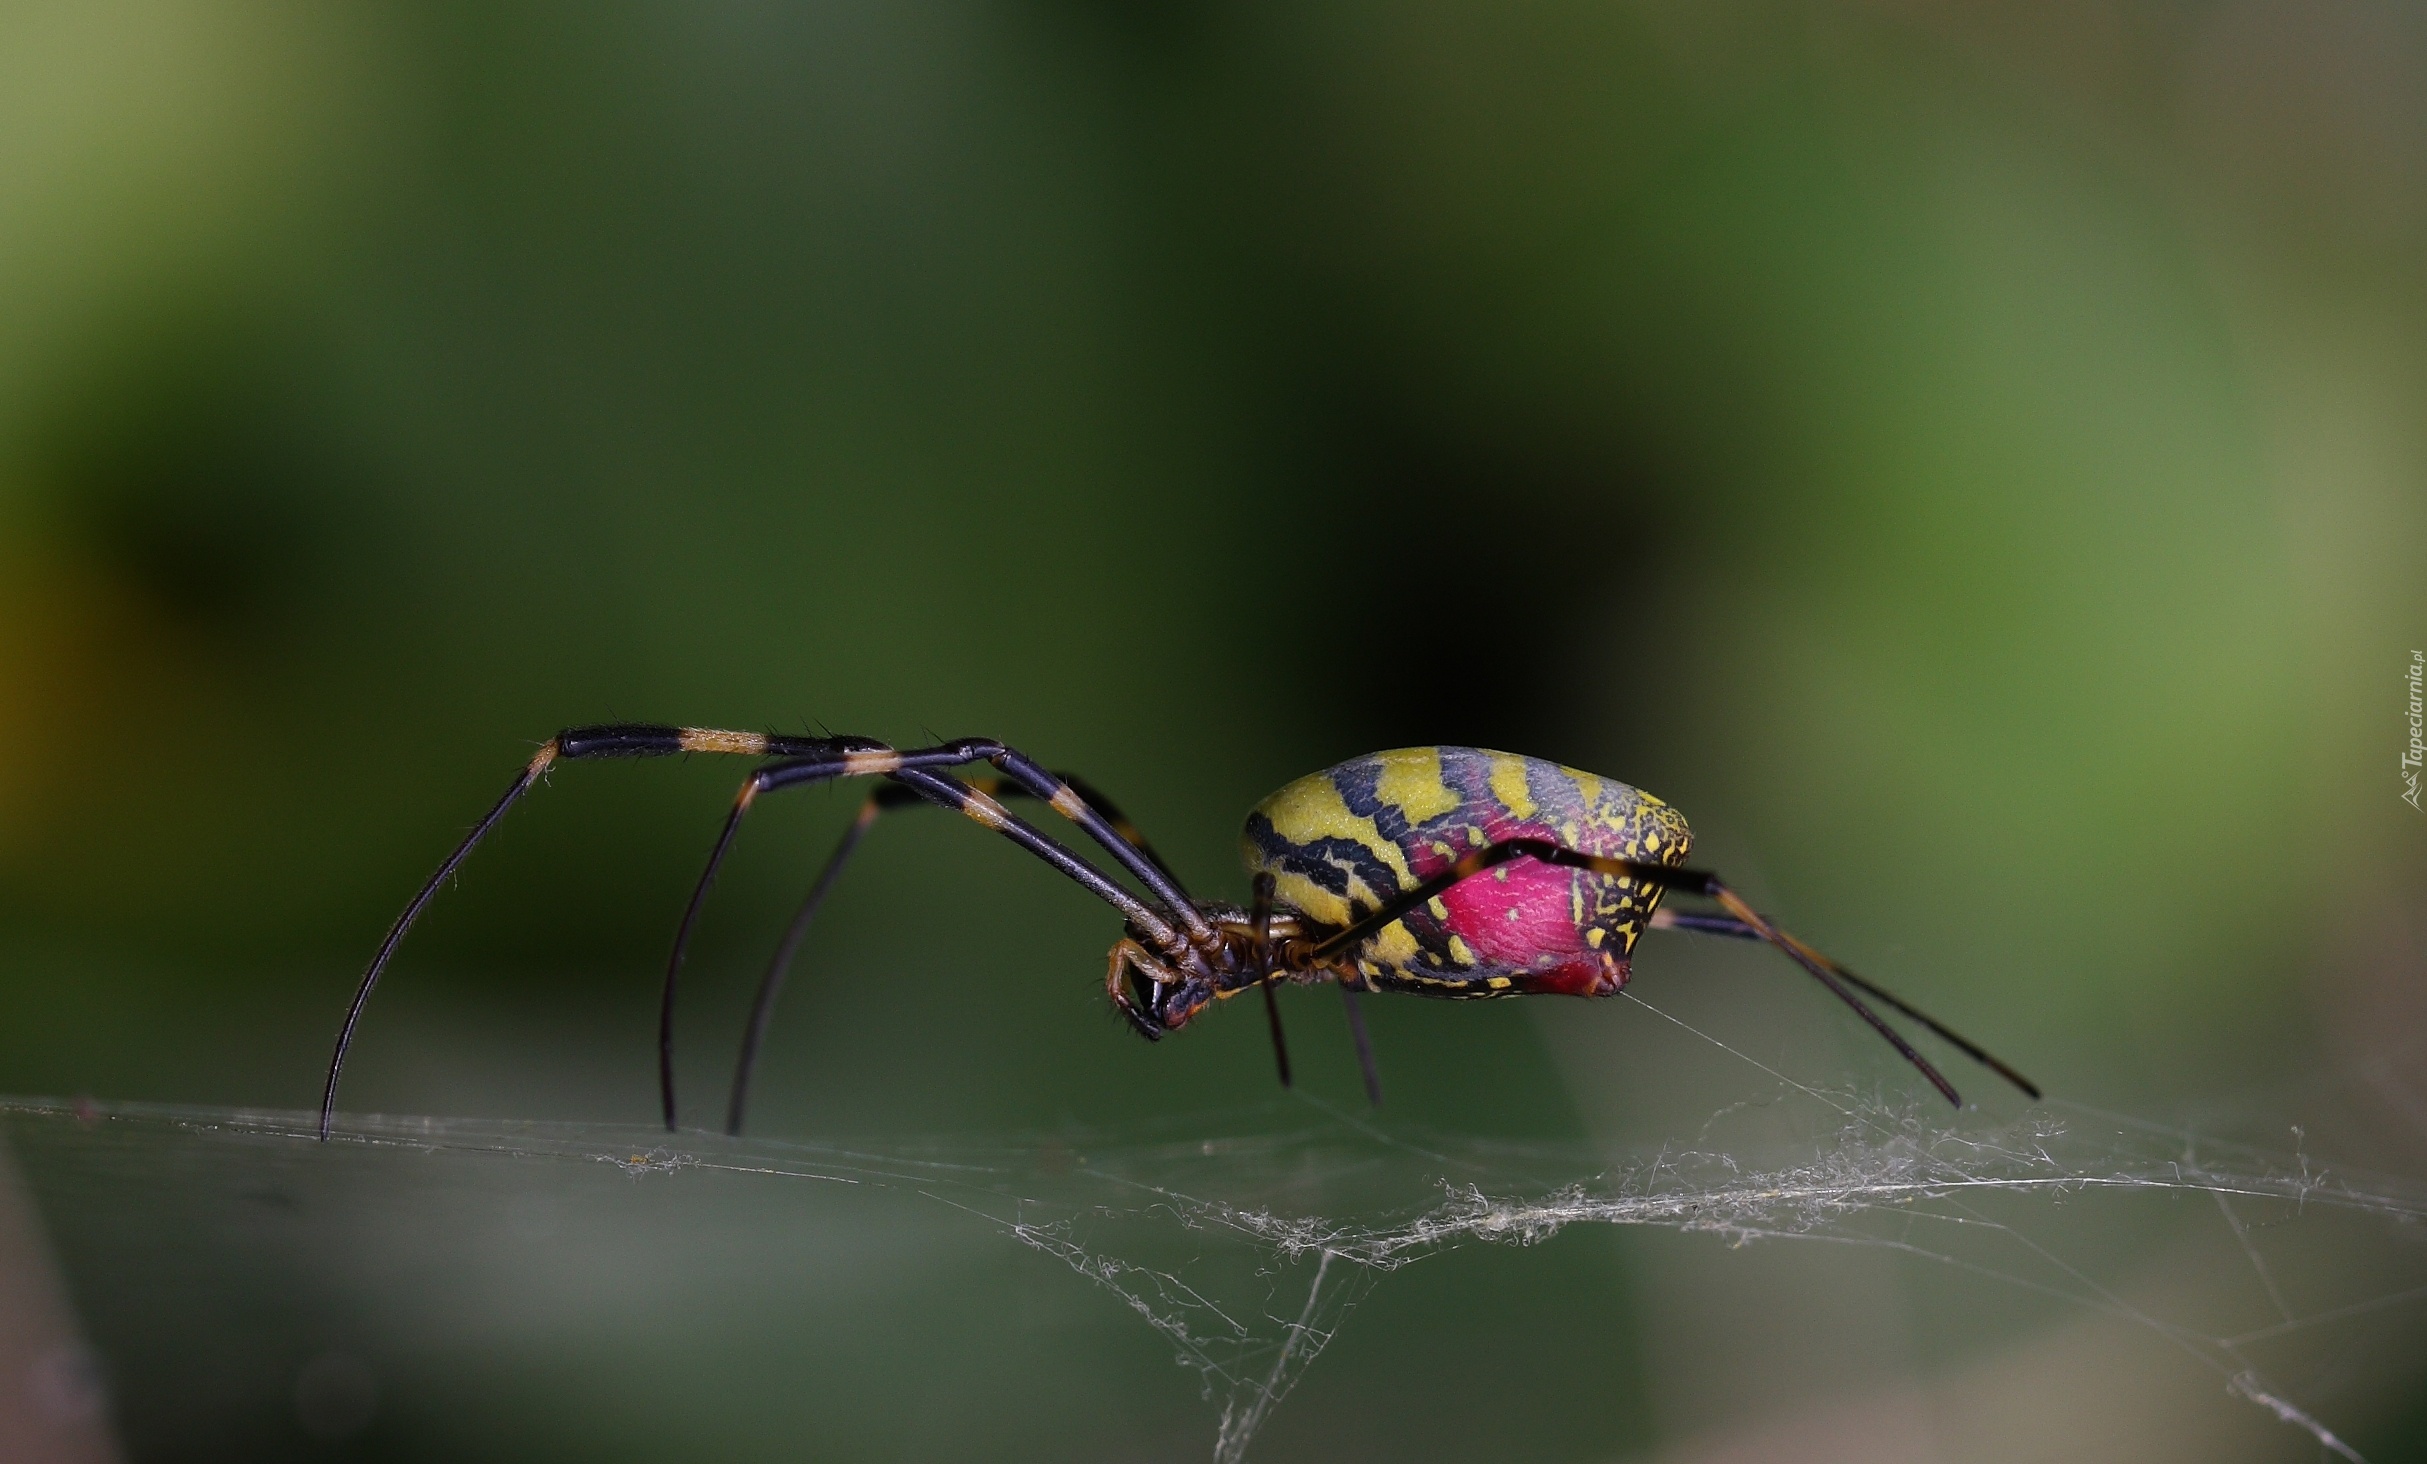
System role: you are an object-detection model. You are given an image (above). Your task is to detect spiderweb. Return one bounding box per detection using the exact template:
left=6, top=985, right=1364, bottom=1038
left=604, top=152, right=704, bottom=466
left=6, top=995, right=2423, bottom=1462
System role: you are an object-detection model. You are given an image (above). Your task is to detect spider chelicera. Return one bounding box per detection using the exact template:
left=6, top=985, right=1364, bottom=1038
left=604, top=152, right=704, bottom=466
left=318, top=728, right=2037, bottom=1139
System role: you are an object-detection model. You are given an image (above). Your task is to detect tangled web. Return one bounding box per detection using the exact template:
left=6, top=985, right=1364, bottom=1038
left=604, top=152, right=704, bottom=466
left=1023, top=1080, right=2427, bottom=1462
left=8, top=1002, right=2425, bottom=1461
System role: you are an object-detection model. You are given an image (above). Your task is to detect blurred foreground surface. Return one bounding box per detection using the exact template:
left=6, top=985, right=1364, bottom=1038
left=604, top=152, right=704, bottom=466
left=5, top=1006, right=2425, bottom=1463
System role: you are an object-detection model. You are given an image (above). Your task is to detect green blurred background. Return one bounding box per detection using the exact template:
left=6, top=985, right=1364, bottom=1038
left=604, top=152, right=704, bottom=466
left=1, top=2, right=2423, bottom=1460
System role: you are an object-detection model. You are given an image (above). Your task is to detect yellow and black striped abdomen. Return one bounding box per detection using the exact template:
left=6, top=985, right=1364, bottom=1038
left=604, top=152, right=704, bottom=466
left=1240, top=747, right=1692, bottom=997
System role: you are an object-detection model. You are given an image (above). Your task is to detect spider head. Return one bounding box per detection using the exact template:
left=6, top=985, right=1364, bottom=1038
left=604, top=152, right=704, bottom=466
left=1107, top=934, right=1220, bottom=1039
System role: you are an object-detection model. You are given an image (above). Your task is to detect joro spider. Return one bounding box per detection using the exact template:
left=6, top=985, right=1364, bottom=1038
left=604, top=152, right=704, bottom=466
left=318, top=729, right=2038, bottom=1140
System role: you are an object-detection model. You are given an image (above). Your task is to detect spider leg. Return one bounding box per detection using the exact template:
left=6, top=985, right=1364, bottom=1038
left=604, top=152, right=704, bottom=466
left=320, top=724, right=861, bottom=1139
left=1105, top=938, right=1181, bottom=1038
left=1304, top=838, right=1985, bottom=1107
left=1248, top=873, right=1291, bottom=1089
left=1649, top=909, right=2039, bottom=1098
left=726, top=784, right=914, bottom=1136
left=1054, top=771, right=1186, bottom=891
left=660, top=747, right=1203, bottom=1130
left=971, top=749, right=1210, bottom=939
left=325, top=725, right=1206, bottom=1140
left=1251, top=868, right=1382, bottom=1104
left=1338, top=988, right=1383, bottom=1106
left=726, top=770, right=1173, bottom=1135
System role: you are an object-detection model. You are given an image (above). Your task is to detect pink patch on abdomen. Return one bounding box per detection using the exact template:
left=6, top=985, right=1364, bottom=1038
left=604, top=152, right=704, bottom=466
left=1435, top=857, right=1623, bottom=995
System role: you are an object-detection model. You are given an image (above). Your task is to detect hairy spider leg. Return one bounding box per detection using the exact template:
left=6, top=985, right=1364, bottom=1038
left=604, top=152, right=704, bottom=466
left=726, top=771, right=1190, bottom=1136
left=1650, top=910, right=2039, bottom=1099
left=662, top=747, right=1210, bottom=1130
left=1247, top=873, right=1292, bottom=1089
left=1304, top=838, right=1970, bottom=1106
left=320, top=723, right=870, bottom=1139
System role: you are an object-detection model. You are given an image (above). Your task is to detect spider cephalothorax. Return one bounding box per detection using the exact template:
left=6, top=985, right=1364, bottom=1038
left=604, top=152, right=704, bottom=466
left=320, top=729, right=2038, bottom=1141
left=1103, top=902, right=1324, bottom=1040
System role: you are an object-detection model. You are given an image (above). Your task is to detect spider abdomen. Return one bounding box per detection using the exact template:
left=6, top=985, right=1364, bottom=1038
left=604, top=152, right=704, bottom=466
left=1240, top=747, right=1693, bottom=997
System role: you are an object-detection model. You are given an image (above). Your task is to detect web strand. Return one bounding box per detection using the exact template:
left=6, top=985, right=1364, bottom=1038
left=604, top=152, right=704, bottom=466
left=8, top=1080, right=2423, bottom=1464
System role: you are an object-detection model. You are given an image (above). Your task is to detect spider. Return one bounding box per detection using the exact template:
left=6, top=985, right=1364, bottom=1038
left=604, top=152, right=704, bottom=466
left=318, top=728, right=2038, bottom=1139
